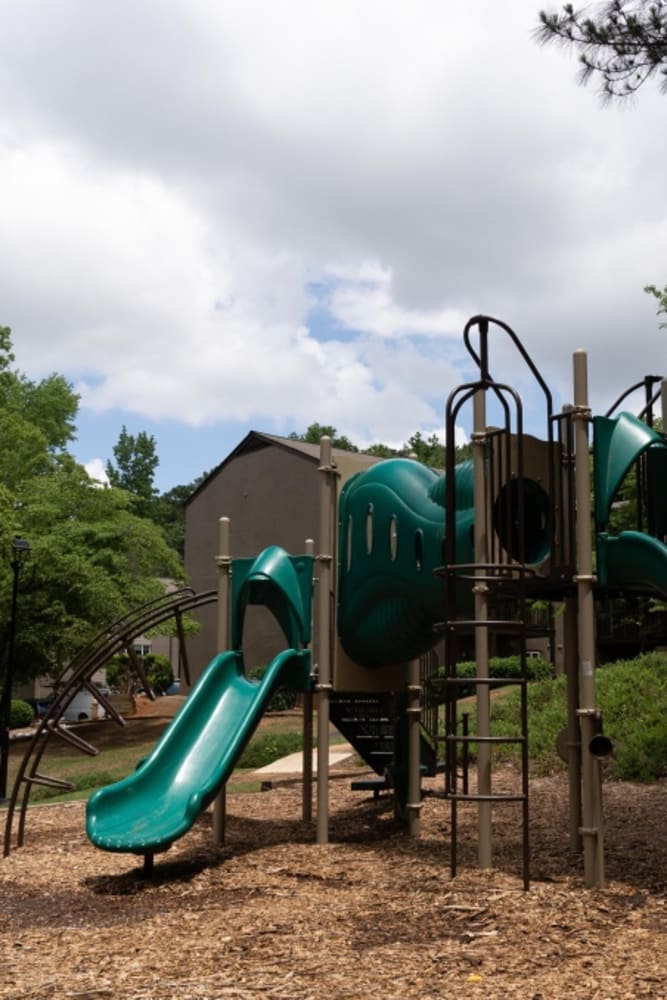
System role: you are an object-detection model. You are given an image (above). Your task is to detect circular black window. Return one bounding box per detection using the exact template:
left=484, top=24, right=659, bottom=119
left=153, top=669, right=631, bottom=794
left=493, top=477, right=550, bottom=565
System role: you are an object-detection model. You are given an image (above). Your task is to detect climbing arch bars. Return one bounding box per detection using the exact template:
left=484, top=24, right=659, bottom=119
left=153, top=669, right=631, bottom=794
left=3, top=587, right=217, bottom=856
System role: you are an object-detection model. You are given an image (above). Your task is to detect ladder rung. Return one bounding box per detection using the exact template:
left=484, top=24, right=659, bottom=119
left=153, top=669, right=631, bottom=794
left=434, top=620, right=526, bottom=632
left=446, top=793, right=527, bottom=803
left=447, top=735, right=526, bottom=745
left=434, top=676, right=527, bottom=686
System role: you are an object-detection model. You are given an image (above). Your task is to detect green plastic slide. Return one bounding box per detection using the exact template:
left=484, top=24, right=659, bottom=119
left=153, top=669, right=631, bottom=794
left=86, top=647, right=309, bottom=855
left=594, top=413, right=667, bottom=526
left=598, top=531, right=667, bottom=596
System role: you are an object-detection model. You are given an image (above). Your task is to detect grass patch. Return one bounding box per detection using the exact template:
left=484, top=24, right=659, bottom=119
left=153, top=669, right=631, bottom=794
left=236, top=730, right=303, bottom=769
left=4, top=714, right=309, bottom=807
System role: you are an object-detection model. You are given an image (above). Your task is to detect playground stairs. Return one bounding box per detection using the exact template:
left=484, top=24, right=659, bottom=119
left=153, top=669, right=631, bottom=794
left=329, top=692, right=438, bottom=793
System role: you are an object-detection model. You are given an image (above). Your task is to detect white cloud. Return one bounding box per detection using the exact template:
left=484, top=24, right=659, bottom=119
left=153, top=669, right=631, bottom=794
left=0, top=0, right=665, bottom=477
left=324, top=263, right=466, bottom=339
left=84, top=458, right=109, bottom=485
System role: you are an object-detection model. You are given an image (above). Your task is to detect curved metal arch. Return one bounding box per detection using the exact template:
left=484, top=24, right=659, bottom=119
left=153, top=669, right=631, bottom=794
left=4, top=588, right=217, bottom=856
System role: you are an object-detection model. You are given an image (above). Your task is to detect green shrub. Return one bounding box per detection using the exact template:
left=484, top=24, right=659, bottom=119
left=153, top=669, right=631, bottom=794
left=105, top=654, right=132, bottom=693
left=598, top=651, right=667, bottom=782
left=9, top=699, right=35, bottom=729
left=248, top=666, right=298, bottom=712
left=446, top=655, right=554, bottom=698
left=10, top=699, right=34, bottom=728
left=459, top=651, right=667, bottom=782
left=142, top=653, right=174, bottom=695
left=106, top=652, right=174, bottom=695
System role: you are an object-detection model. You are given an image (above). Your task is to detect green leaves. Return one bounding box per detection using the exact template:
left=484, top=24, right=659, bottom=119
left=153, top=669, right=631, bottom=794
left=537, top=0, right=667, bottom=100
left=0, top=326, right=186, bottom=686
left=106, top=425, right=159, bottom=519
left=644, top=282, right=667, bottom=329
left=288, top=423, right=471, bottom=468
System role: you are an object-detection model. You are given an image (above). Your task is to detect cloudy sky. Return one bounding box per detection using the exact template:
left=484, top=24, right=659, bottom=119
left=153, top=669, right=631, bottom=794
left=1, top=0, right=666, bottom=491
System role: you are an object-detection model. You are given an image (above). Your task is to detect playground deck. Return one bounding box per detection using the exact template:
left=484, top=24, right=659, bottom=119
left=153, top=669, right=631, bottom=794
left=2, top=765, right=666, bottom=999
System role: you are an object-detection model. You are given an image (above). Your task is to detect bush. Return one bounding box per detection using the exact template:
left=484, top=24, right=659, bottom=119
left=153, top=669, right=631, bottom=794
left=446, top=655, right=554, bottom=698
left=598, top=651, right=667, bottom=782
left=10, top=699, right=34, bottom=728
left=105, top=654, right=132, bottom=694
left=142, top=653, right=174, bottom=695
left=460, top=651, right=667, bottom=782
left=106, top=652, right=174, bottom=695
left=248, top=666, right=298, bottom=712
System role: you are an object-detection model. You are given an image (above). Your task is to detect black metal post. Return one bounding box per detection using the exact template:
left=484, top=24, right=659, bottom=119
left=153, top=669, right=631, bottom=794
left=0, top=537, right=30, bottom=802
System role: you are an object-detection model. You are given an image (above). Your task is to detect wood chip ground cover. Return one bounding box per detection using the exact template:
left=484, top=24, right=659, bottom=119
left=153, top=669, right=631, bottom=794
left=2, top=765, right=667, bottom=999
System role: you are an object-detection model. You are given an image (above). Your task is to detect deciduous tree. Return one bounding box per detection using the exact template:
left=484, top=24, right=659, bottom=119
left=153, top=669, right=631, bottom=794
left=0, top=328, right=185, bottom=686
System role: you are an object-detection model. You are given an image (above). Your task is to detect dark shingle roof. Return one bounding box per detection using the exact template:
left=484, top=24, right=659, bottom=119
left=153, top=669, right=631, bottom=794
left=184, top=430, right=380, bottom=505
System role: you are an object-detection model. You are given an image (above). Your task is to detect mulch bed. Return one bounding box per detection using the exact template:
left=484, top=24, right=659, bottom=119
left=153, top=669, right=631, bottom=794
left=2, top=765, right=667, bottom=999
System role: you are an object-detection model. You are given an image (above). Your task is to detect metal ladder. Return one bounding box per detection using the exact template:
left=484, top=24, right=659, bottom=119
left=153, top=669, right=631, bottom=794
left=433, top=315, right=563, bottom=889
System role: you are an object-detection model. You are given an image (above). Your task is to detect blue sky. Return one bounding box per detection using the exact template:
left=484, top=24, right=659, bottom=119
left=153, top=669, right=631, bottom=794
left=2, top=1, right=666, bottom=494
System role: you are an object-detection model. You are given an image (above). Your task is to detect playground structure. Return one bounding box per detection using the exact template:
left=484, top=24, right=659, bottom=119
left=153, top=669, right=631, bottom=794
left=5, top=315, right=667, bottom=890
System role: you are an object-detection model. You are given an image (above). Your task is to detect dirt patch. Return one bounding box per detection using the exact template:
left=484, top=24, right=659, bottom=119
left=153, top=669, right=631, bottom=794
left=132, top=694, right=186, bottom=718
left=3, top=767, right=667, bottom=998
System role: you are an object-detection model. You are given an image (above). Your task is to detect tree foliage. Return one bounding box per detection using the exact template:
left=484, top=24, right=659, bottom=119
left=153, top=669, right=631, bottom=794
left=289, top=423, right=471, bottom=468
left=644, top=282, right=667, bottom=328
left=106, top=652, right=174, bottom=695
left=0, top=328, right=185, bottom=686
left=106, top=425, right=159, bottom=518
left=536, top=1, right=667, bottom=99
left=288, top=422, right=359, bottom=452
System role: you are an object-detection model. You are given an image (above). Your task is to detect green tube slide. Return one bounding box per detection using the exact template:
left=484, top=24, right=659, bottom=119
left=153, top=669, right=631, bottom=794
left=86, top=647, right=309, bottom=855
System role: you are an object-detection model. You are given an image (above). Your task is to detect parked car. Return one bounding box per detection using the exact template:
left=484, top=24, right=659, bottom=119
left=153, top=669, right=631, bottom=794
left=35, top=695, right=55, bottom=718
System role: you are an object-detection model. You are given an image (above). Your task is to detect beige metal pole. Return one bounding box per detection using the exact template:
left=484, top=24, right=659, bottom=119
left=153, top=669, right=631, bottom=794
left=316, top=438, right=335, bottom=845
left=302, top=538, right=315, bottom=824
left=213, top=516, right=232, bottom=846
left=473, top=389, right=492, bottom=868
left=573, top=350, right=604, bottom=888
left=564, top=595, right=582, bottom=853
left=406, top=658, right=422, bottom=838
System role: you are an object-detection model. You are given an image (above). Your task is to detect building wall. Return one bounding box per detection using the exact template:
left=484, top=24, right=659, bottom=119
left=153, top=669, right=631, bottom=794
left=185, top=443, right=321, bottom=679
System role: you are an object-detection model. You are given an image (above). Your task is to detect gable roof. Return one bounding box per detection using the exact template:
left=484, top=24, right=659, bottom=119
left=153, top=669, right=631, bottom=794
left=185, top=430, right=380, bottom=505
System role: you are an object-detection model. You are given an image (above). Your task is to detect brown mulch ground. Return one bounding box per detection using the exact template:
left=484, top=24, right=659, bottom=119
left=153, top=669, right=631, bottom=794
left=2, top=765, right=667, bottom=1000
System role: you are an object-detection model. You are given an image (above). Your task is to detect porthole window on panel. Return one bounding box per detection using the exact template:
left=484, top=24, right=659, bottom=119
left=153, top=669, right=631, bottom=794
left=414, top=529, right=424, bottom=571
left=366, top=503, right=374, bottom=555
left=389, top=515, right=398, bottom=561
left=346, top=515, right=353, bottom=571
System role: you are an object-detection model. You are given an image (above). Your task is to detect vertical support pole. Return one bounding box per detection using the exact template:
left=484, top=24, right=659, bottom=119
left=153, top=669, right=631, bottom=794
left=406, top=658, right=422, bottom=837
left=316, top=438, right=335, bottom=845
left=302, top=538, right=315, bottom=824
left=213, top=516, right=232, bottom=846
left=564, top=595, right=582, bottom=853
left=662, top=379, right=667, bottom=434
left=473, top=389, right=492, bottom=869
left=573, top=350, right=604, bottom=888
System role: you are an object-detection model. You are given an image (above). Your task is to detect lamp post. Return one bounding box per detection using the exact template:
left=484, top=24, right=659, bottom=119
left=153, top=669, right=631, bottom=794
left=0, top=536, right=31, bottom=803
